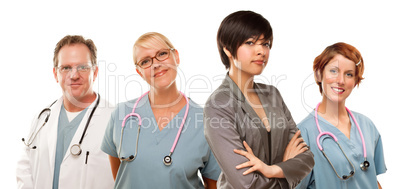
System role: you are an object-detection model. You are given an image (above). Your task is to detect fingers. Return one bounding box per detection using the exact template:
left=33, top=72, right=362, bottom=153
left=235, top=161, right=253, bottom=170
left=242, top=167, right=256, bottom=175
left=242, top=141, right=254, bottom=155
left=289, top=130, right=301, bottom=145
left=292, top=142, right=309, bottom=156
left=233, top=149, right=248, bottom=157
left=296, top=141, right=307, bottom=150
left=294, top=138, right=305, bottom=146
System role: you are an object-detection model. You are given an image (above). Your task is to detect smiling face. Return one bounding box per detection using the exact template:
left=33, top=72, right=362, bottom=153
left=135, top=44, right=179, bottom=90
left=226, top=35, right=270, bottom=77
left=53, top=44, right=98, bottom=103
left=318, top=54, right=357, bottom=104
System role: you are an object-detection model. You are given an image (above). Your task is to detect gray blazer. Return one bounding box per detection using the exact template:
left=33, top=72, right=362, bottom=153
left=204, top=75, right=314, bottom=189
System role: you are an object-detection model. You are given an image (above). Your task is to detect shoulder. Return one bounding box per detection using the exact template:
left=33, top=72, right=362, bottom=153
left=255, top=82, right=279, bottom=92
left=349, top=110, right=379, bottom=135
left=350, top=110, right=373, bottom=124
left=188, top=98, right=203, bottom=113
left=297, top=112, right=317, bottom=145
left=108, top=98, right=140, bottom=119
left=97, top=97, right=115, bottom=115
left=204, top=85, right=237, bottom=118
left=40, top=96, right=62, bottom=112
left=297, top=112, right=316, bottom=133
left=255, top=83, right=282, bottom=100
left=205, top=83, right=234, bottom=107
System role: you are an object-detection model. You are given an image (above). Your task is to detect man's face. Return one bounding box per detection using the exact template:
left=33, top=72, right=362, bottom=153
left=53, top=44, right=98, bottom=104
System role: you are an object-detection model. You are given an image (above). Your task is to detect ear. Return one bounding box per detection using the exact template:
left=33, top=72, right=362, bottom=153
left=223, top=47, right=233, bottom=58
left=93, top=66, right=99, bottom=82
left=173, top=49, right=180, bottom=66
left=53, top=67, right=59, bottom=83
left=136, top=68, right=143, bottom=78
left=314, top=70, right=322, bottom=83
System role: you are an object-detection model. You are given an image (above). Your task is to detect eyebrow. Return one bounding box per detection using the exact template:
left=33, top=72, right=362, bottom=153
left=327, top=65, right=355, bottom=72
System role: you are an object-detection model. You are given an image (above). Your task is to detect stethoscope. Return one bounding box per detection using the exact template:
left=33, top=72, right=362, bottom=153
left=22, top=94, right=100, bottom=156
left=22, top=100, right=57, bottom=149
left=314, top=103, right=370, bottom=180
left=118, top=91, right=189, bottom=166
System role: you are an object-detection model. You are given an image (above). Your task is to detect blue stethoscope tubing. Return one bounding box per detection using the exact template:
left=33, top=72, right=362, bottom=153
left=314, top=102, right=370, bottom=180
left=118, top=91, right=189, bottom=166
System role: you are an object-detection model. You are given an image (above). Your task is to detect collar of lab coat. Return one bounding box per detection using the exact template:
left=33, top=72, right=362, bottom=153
left=45, top=94, right=100, bottom=173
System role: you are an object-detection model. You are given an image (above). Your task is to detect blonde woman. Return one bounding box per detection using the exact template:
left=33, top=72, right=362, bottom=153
left=101, top=32, right=220, bottom=188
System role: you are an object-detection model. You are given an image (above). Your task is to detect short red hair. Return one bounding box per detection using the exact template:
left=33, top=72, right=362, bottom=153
left=313, top=42, right=365, bottom=94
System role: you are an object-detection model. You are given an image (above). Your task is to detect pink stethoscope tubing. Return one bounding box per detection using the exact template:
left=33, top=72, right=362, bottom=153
left=314, top=102, right=369, bottom=180
left=315, top=103, right=366, bottom=157
left=118, top=91, right=189, bottom=166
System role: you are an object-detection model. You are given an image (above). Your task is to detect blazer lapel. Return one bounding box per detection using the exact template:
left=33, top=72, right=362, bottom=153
left=255, top=84, right=282, bottom=162
left=223, top=75, right=270, bottom=162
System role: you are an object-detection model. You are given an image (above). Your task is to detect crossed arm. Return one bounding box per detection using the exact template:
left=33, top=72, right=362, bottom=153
left=233, top=130, right=309, bottom=178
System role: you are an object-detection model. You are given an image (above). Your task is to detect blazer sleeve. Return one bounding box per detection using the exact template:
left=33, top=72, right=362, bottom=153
left=273, top=92, right=315, bottom=188
left=204, top=99, right=276, bottom=189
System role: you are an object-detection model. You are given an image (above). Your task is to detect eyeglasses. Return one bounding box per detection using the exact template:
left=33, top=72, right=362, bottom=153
left=57, top=64, right=95, bottom=74
left=136, top=48, right=174, bottom=69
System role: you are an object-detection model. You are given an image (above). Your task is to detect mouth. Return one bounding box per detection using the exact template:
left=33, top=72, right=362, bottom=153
left=154, top=69, right=168, bottom=78
left=252, top=60, right=266, bottom=65
left=331, top=87, right=345, bottom=94
left=69, top=83, right=82, bottom=87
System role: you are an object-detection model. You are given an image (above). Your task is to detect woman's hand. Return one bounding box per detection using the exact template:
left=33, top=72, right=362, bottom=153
left=234, top=141, right=284, bottom=178
left=283, top=130, right=308, bottom=162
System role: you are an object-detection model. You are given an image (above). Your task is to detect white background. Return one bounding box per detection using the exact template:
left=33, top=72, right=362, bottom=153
left=1, top=0, right=400, bottom=188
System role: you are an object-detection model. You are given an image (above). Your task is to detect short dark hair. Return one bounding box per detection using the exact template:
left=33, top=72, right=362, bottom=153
left=217, top=11, right=273, bottom=69
left=53, top=35, right=97, bottom=68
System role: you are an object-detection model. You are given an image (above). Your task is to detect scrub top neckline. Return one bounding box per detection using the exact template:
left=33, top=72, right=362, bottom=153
left=144, top=93, right=188, bottom=133
left=315, top=112, right=357, bottom=142
left=315, top=112, right=361, bottom=157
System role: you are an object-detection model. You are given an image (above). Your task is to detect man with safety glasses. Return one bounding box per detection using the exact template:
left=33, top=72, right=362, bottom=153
left=16, top=35, right=114, bottom=189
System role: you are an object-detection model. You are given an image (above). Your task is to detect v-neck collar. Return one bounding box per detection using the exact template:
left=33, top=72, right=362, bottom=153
left=143, top=93, right=188, bottom=144
left=316, top=112, right=360, bottom=157
left=60, top=104, right=88, bottom=125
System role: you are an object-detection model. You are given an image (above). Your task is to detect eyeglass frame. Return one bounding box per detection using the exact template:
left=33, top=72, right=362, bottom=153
left=56, top=64, right=97, bottom=75
left=135, top=48, right=175, bottom=69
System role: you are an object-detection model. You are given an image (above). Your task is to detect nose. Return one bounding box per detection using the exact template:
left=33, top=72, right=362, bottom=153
left=151, top=58, right=162, bottom=69
left=256, top=44, right=267, bottom=56
left=336, top=74, right=345, bottom=85
left=69, top=67, right=80, bottom=79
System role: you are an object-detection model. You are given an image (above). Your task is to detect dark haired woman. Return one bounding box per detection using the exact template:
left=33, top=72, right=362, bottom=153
left=204, top=11, right=314, bottom=189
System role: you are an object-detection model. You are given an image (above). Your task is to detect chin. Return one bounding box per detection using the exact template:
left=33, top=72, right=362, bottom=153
left=324, top=94, right=348, bottom=104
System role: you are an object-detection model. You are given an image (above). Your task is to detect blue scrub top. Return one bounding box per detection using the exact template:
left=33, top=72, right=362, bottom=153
left=296, top=111, right=387, bottom=189
left=101, top=94, right=221, bottom=189
left=53, top=105, right=88, bottom=189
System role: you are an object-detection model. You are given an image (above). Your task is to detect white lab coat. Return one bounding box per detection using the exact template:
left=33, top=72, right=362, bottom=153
left=16, top=96, right=114, bottom=189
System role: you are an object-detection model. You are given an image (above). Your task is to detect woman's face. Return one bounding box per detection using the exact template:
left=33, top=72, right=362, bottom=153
left=229, top=35, right=270, bottom=77
left=135, top=43, right=180, bottom=90
left=320, top=54, right=357, bottom=104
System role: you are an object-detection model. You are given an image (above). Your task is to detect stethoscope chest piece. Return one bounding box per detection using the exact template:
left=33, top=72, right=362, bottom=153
left=360, top=160, right=370, bottom=171
left=163, top=155, right=172, bottom=166
left=70, top=144, right=82, bottom=156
